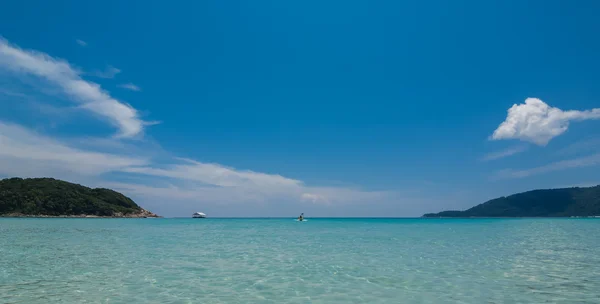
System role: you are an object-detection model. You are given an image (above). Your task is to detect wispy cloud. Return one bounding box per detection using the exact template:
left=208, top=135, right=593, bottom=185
left=120, top=161, right=388, bottom=206
left=119, top=158, right=386, bottom=204
left=0, top=121, right=147, bottom=178
left=75, top=39, right=87, bottom=47
left=481, top=145, right=528, bottom=161
left=0, top=120, right=388, bottom=210
left=0, top=88, right=27, bottom=98
left=0, top=38, right=149, bottom=138
left=0, top=39, right=395, bottom=216
left=495, top=153, right=600, bottom=179
left=118, top=83, right=141, bottom=92
left=555, top=138, right=600, bottom=156
left=90, top=65, right=121, bottom=79
left=122, top=158, right=302, bottom=190
left=491, top=98, right=600, bottom=146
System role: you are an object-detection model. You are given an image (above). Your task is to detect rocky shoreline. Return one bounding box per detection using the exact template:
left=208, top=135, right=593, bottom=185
left=1, top=209, right=161, bottom=218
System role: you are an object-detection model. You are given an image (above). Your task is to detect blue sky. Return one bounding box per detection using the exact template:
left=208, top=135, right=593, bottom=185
left=1, top=0, right=600, bottom=217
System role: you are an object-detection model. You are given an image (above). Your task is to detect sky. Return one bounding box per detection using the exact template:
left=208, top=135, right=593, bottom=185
left=1, top=0, right=600, bottom=217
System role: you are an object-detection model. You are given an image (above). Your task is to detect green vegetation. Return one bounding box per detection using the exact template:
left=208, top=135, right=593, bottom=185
left=0, top=177, right=156, bottom=217
left=424, top=185, right=600, bottom=217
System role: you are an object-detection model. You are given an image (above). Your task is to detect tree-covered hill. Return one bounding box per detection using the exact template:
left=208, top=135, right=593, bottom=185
left=0, top=178, right=158, bottom=217
left=423, top=185, right=600, bottom=217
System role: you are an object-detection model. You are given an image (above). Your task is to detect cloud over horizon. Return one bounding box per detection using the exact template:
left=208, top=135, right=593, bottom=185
left=120, top=158, right=388, bottom=205
left=0, top=37, right=392, bottom=217
left=491, top=98, right=600, bottom=146
left=0, top=120, right=389, bottom=215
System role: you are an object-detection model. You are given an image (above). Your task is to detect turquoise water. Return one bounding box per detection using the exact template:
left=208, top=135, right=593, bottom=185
left=1, top=218, right=600, bottom=303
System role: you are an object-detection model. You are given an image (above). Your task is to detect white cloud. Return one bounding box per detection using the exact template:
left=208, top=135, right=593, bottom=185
left=0, top=121, right=147, bottom=177
left=76, top=39, right=87, bottom=47
left=0, top=120, right=386, bottom=210
left=0, top=40, right=400, bottom=217
left=123, top=158, right=302, bottom=189
left=481, top=145, right=528, bottom=161
left=104, top=180, right=388, bottom=212
left=102, top=182, right=270, bottom=204
left=91, top=65, right=121, bottom=79
left=120, top=158, right=388, bottom=205
left=118, top=83, right=141, bottom=92
left=103, top=182, right=394, bottom=217
left=301, top=192, right=328, bottom=203
left=491, top=98, right=600, bottom=145
left=495, top=153, right=600, bottom=179
left=0, top=38, right=148, bottom=138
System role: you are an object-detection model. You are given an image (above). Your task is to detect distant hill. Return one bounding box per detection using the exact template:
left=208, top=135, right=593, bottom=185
left=0, top=178, right=158, bottom=217
left=423, top=185, right=600, bottom=217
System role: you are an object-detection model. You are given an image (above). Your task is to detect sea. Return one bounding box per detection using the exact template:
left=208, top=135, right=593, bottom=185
left=1, top=218, right=599, bottom=303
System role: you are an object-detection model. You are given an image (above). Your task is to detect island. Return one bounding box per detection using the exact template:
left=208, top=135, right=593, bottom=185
left=423, top=185, right=600, bottom=217
left=0, top=177, right=159, bottom=218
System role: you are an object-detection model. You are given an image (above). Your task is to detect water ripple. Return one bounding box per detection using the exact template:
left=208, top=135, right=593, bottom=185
left=1, top=218, right=599, bottom=303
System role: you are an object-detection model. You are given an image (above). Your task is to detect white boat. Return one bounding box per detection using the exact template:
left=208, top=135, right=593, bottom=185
left=192, top=212, right=206, bottom=218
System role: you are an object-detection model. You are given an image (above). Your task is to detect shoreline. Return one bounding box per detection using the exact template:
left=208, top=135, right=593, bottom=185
left=1, top=210, right=161, bottom=218
left=0, top=215, right=161, bottom=218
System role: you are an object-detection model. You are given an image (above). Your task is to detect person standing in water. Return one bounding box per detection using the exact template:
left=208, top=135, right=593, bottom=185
left=298, top=213, right=304, bottom=221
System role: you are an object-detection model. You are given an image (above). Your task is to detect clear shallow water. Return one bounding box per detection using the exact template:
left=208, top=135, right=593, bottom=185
left=1, top=218, right=600, bottom=303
